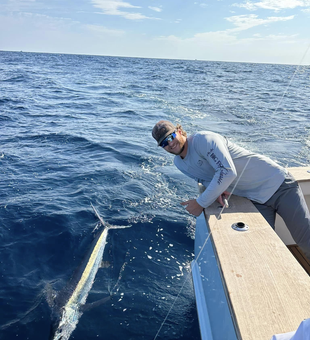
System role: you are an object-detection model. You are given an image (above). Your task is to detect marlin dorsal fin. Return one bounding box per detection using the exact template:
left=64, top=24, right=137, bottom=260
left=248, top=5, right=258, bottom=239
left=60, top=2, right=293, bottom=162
left=91, top=203, right=107, bottom=227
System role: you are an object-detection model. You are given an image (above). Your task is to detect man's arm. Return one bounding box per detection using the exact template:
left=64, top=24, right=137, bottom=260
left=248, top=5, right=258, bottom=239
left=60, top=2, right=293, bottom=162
left=181, top=133, right=237, bottom=215
left=195, top=133, right=237, bottom=208
left=181, top=199, right=203, bottom=216
left=181, top=191, right=230, bottom=216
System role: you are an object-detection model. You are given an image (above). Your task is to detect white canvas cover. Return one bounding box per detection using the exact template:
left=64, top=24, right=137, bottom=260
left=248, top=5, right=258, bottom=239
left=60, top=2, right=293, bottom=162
left=270, top=319, right=310, bottom=340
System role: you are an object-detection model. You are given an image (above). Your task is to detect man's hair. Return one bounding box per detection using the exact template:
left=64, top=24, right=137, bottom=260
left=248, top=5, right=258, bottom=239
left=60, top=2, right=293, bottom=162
left=176, top=124, right=187, bottom=137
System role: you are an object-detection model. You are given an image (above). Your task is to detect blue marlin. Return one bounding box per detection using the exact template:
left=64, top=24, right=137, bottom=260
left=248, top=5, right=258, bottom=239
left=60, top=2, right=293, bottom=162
left=48, top=203, right=131, bottom=340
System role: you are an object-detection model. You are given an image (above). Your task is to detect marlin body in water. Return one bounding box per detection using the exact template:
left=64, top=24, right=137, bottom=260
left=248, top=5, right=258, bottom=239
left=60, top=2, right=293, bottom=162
left=48, top=203, right=131, bottom=340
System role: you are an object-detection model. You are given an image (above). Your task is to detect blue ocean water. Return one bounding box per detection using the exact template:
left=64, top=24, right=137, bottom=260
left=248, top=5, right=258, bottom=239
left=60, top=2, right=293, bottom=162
left=0, top=51, right=309, bottom=340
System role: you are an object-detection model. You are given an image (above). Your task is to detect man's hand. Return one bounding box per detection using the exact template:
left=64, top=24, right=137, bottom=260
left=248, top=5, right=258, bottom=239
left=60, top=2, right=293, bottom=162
left=181, top=199, right=203, bottom=216
left=217, top=191, right=230, bottom=207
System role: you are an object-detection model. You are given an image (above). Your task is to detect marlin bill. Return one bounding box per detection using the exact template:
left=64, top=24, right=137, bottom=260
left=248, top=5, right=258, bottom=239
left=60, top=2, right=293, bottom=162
left=48, top=203, right=131, bottom=340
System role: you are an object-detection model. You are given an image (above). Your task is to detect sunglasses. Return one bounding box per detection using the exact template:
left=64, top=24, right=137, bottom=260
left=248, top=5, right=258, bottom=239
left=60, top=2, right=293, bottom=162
left=160, top=131, right=177, bottom=148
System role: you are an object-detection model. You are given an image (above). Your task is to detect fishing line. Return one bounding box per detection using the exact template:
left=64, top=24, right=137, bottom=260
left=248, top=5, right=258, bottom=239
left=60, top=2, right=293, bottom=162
left=152, top=204, right=225, bottom=340
left=152, top=147, right=254, bottom=339
left=152, top=200, right=225, bottom=340
left=153, top=268, right=192, bottom=340
left=153, top=155, right=253, bottom=339
left=192, top=161, right=250, bottom=258
left=153, top=43, right=310, bottom=339
left=272, top=42, right=310, bottom=115
left=107, top=227, right=132, bottom=297
left=110, top=260, right=128, bottom=296
left=217, top=157, right=251, bottom=220
left=152, top=157, right=260, bottom=340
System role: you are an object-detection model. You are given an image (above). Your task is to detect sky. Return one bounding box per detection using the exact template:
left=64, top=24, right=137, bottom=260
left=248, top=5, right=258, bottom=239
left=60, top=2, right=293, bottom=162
left=1, top=0, right=310, bottom=64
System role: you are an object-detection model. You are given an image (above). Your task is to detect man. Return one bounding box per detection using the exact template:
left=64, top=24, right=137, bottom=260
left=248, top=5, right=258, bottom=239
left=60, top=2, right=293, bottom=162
left=152, top=120, right=310, bottom=259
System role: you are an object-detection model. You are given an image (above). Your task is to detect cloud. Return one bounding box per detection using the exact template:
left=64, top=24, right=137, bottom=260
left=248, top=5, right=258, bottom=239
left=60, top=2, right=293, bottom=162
left=226, top=14, right=295, bottom=32
left=156, top=11, right=299, bottom=52
left=148, top=6, right=162, bottom=12
left=1, top=0, right=42, bottom=13
left=192, top=30, right=237, bottom=43
left=0, top=11, right=134, bottom=57
left=194, top=2, right=208, bottom=7
left=157, top=30, right=238, bottom=46
left=157, top=12, right=296, bottom=51
left=153, top=28, right=307, bottom=65
left=12, top=12, right=81, bottom=31
left=233, top=0, right=310, bottom=11
left=91, top=0, right=159, bottom=20
left=264, top=33, right=299, bottom=41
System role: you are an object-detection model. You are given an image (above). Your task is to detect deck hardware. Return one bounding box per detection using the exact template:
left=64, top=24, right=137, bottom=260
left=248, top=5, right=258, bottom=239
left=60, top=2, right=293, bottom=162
left=232, top=222, right=249, bottom=231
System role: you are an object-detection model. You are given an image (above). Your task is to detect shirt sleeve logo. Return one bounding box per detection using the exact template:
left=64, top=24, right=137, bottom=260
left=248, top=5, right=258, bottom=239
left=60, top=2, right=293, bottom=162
left=207, top=148, right=229, bottom=185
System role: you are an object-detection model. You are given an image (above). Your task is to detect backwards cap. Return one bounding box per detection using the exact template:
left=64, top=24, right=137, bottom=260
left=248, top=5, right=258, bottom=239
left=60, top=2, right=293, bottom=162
left=152, top=120, right=176, bottom=146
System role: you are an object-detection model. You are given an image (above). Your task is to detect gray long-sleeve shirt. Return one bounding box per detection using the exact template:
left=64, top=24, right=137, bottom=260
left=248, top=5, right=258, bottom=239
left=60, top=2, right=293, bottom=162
left=174, top=131, right=287, bottom=208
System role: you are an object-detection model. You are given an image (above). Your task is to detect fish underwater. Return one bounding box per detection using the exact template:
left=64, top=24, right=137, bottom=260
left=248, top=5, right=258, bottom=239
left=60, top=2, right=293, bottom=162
left=47, top=203, right=131, bottom=340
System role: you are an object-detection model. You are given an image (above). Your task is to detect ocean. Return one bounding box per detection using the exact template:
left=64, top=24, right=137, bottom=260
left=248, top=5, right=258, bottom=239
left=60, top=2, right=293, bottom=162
left=0, top=51, right=309, bottom=340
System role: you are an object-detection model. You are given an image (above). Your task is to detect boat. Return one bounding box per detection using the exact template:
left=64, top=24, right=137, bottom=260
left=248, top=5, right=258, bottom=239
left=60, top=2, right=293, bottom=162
left=191, top=167, right=310, bottom=340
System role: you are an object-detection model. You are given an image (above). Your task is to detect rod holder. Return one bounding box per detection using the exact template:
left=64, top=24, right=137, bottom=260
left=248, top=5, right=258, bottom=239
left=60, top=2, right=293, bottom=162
left=232, top=222, right=249, bottom=232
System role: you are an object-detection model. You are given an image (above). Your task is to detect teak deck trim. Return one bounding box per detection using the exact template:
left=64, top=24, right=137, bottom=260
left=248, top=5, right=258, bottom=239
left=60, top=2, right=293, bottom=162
left=288, top=245, right=310, bottom=275
left=204, top=193, right=310, bottom=340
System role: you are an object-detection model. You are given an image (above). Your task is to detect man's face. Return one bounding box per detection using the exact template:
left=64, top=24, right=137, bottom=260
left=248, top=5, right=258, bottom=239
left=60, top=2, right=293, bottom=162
left=163, top=130, right=186, bottom=156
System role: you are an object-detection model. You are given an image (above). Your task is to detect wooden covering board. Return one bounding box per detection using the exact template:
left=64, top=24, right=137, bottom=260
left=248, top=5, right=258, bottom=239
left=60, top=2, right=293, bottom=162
left=288, top=167, right=310, bottom=182
left=204, top=195, right=310, bottom=340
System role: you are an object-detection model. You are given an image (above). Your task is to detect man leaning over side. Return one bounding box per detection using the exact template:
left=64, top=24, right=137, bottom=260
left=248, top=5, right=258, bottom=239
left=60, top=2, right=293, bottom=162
left=152, top=120, right=310, bottom=260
